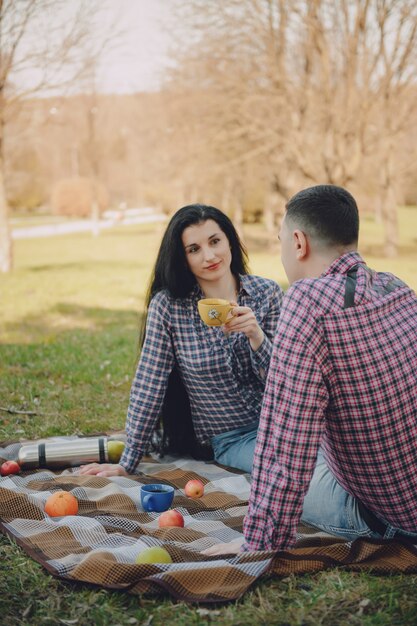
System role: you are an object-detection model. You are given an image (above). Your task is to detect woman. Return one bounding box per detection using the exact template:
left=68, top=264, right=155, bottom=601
left=79, top=204, right=283, bottom=477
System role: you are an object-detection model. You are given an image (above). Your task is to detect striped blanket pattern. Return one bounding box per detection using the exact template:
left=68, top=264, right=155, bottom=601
left=1, top=438, right=416, bottom=603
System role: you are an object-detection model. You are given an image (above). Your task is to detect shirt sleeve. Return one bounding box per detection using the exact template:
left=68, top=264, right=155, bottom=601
left=243, top=295, right=328, bottom=551
left=249, top=283, right=284, bottom=381
left=119, top=294, right=175, bottom=473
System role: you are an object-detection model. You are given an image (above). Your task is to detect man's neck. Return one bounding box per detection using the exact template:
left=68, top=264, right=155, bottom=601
left=304, top=246, right=357, bottom=280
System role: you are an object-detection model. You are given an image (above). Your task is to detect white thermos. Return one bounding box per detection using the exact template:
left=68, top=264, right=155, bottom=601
left=18, top=437, right=110, bottom=469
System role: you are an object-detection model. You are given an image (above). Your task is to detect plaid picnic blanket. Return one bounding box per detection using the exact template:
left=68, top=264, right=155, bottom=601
left=1, top=436, right=417, bottom=603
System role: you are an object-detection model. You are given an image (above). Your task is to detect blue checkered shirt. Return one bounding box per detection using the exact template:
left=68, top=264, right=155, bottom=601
left=120, top=274, right=283, bottom=472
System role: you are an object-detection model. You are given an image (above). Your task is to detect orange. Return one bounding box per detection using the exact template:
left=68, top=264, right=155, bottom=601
left=44, top=490, right=79, bottom=517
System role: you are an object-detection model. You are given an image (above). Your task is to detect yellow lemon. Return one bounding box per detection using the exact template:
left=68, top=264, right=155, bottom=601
left=107, top=440, right=125, bottom=463
left=135, top=546, right=172, bottom=564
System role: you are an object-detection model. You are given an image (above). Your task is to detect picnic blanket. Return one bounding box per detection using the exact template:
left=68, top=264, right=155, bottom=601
left=1, top=436, right=417, bottom=603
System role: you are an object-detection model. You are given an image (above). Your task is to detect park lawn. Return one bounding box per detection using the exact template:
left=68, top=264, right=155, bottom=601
left=0, top=209, right=417, bottom=625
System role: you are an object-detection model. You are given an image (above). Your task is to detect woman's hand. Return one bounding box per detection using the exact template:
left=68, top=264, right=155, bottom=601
left=76, top=463, right=128, bottom=477
left=201, top=537, right=245, bottom=556
left=224, top=302, right=264, bottom=351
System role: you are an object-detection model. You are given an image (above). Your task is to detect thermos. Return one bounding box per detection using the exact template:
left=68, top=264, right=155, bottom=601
left=18, top=437, right=109, bottom=469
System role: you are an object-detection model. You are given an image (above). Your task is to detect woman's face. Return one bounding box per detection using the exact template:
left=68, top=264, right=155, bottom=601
left=181, top=219, right=232, bottom=283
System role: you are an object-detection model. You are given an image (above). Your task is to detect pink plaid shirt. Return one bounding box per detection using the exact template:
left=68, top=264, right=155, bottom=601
left=244, top=252, right=417, bottom=551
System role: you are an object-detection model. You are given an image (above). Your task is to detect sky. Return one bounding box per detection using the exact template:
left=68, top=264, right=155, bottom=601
left=9, top=0, right=175, bottom=96
left=94, top=0, right=174, bottom=93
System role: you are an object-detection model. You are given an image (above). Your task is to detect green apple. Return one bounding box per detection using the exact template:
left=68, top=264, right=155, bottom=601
left=135, top=546, right=172, bottom=564
left=107, top=440, right=125, bottom=463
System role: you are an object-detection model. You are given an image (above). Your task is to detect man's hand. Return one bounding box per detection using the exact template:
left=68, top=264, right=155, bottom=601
left=201, top=537, right=245, bottom=556
left=76, top=463, right=128, bottom=477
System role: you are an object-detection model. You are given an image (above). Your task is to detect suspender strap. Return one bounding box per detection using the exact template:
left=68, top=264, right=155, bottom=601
left=343, top=264, right=402, bottom=309
left=343, top=267, right=358, bottom=309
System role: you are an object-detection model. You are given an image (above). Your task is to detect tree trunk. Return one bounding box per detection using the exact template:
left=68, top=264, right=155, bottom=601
left=379, top=152, right=398, bottom=258
left=374, top=196, right=383, bottom=224
left=0, top=158, right=12, bottom=273
left=0, top=98, right=12, bottom=272
left=233, top=198, right=243, bottom=239
left=379, top=184, right=398, bottom=258
left=264, top=195, right=275, bottom=235
left=90, top=198, right=100, bottom=238
left=221, top=176, right=233, bottom=215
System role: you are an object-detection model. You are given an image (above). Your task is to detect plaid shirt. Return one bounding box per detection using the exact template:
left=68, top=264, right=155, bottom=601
left=244, top=252, right=417, bottom=551
left=120, top=274, right=283, bottom=472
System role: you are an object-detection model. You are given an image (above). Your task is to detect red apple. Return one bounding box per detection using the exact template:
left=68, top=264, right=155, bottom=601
left=0, top=460, right=20, bottom=476
left=158, top=509, right=184, bottom=528
left=184, top=479, right=204, bottom=498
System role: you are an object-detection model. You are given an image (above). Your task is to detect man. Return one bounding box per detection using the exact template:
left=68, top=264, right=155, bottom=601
left=204, top=184, right=417, bottom=555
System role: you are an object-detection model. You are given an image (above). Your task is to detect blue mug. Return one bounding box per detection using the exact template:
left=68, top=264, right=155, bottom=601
left=140, top=484, right=175, bottom=512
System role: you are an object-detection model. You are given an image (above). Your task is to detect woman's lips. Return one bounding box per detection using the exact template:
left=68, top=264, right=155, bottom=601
left=205, top=262, right=221, bottom=271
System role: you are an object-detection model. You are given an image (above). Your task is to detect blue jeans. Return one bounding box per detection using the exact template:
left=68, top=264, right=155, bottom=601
left=302, top=450, right=417, bottom=542
left=211, top=423, right=258, bottom=473
left=212, top=433, right=417, bottom=543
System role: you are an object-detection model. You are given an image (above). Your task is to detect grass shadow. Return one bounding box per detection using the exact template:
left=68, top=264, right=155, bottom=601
left=27, top=260, right=144, bottom=272
left=0, top=304, right=143, bottom=440
left=3, top=303, right=141, bottom=337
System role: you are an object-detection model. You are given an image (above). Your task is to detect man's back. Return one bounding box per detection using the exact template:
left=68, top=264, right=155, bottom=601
left=311, top=258, right=417, bottom=531
left=245, top=251, right=417, bottom=550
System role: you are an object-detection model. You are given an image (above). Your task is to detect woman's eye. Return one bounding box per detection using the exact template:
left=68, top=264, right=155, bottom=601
left=188, top=246, right=199, bottom=254
left=211, top=238, right=220, bottom=245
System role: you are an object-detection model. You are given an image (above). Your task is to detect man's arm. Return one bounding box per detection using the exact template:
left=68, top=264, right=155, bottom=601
left=247, top=283, right=284, bottom=379
left=243, top=298, right=328, bottom=551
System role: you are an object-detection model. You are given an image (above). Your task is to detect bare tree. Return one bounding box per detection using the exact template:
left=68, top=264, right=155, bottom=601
left=165, top=0, right=417, bottom=254
left=0, top=0, right=109, bottom=272
left=286, top=0, right=417, bottom=255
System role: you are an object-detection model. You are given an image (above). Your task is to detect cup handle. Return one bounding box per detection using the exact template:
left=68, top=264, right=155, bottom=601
left=226, top=305, right=235, bottom=321
left=142, top=493, right=155, bottom=511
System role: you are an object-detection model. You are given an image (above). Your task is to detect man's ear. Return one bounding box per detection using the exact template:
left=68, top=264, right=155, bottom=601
left=293, top=229, right=308, bottom=260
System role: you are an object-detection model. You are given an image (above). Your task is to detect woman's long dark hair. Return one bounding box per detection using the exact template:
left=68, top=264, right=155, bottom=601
left=140, top=204, right=249, bottom=459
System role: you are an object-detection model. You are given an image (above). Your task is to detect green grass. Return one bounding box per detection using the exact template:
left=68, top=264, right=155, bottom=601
left=0, top=535, right=416, bottom=625
left=1, top=210, right=417, bottom=624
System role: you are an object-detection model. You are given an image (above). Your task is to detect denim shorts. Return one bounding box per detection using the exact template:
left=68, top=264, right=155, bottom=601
left=302, top=450, right=417, bottom=542
left=211, top=422, right=258, bottom=473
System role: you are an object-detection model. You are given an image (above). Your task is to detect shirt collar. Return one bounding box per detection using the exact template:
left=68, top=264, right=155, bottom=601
left=238, top=274, right=257, bottom=297
left=321, top=251, right=365, bottom=278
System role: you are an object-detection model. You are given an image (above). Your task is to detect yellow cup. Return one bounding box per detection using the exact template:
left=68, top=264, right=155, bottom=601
left=197, top=298, right=235, bottom=326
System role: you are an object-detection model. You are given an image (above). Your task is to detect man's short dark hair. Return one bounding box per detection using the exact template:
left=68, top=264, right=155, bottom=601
left=285, top=185, right=359, bottom=246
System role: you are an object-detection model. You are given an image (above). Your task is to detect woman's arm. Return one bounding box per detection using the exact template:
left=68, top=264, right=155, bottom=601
left=225, top=302, right=266, bottom=351
left=121, top=294, right=176, bottom=472
left=77, top=462, right=128, bottom=477
left=225, top=282, right=284, bottom=380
